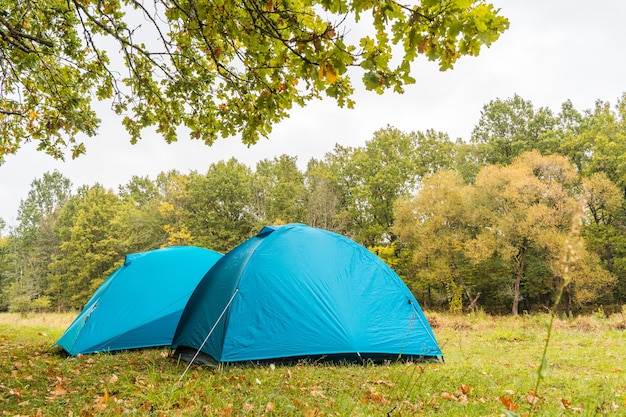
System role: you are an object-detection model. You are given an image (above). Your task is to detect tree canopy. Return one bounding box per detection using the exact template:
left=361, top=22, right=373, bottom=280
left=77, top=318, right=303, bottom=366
left=4, top=95, right=626, bottom=315
left=0, top=0, right=508, bottom=162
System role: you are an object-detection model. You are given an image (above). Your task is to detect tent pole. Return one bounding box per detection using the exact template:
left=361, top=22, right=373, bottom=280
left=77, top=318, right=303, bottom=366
left=177, top=288, right=239, bottom=383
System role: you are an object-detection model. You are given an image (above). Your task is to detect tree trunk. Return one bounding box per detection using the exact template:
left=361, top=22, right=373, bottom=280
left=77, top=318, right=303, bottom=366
left=465, top=287, right=481, bottom=314
left=512, top=246, right=527, bottom=316
left=565, top=282, right=573, bottom=317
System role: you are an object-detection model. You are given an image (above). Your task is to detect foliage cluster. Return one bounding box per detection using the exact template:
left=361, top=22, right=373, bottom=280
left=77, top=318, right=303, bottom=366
left=0, top=0, right=508, bottom=162
left=2, top=94, right=626, bottom=315
left=1, top=312, right=625, bottom=416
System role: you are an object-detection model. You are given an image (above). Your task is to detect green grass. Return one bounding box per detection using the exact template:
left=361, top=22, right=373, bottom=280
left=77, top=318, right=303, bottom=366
left=1, top=312, right=625, bottom=416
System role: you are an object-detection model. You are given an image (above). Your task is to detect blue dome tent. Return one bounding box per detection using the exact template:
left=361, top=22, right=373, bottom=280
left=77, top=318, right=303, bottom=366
left=172, top=224, right=442, bottom=364
left=57, top=246, right=222, bottom=355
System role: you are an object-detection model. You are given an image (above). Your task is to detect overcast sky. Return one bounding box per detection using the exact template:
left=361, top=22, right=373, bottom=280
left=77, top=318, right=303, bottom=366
left=2, top=0, right=626, bottom=226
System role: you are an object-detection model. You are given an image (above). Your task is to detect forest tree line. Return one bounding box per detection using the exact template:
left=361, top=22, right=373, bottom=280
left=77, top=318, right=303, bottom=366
left=1, top=94, right=626, bottom=315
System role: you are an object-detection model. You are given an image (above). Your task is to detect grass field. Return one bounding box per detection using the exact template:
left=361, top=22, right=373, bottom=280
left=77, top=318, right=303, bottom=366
left=1, top=311, right=625, bottom=416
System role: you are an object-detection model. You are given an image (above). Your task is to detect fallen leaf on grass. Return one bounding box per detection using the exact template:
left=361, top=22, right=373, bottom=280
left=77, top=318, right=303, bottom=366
left=560, top=397, right=572, bottom=409
left=500, top=395, right=520, bottom=411
left=458, top=384, right=472, bottom=395
left=302, top=408, right=321, bottom=417
left=51, top=382, right=68, bottom=397
left=525, top=390, right=541, bottom=405
left=440, top=392, right=458, bottom=401
left=139, top=402, right=153, bottom=412
left=220, top=404, right=233, bottom=416
left=372, top=379, right=393, bottom=387
left=362, top=389, right=389, bottom=405
left=310, top=387, right=326, bottom=398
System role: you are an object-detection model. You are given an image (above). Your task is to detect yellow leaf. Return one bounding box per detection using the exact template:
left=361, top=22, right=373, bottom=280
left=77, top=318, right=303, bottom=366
left=325, top=65, right=338, bottom=83
left=318, top=61, right=327, bottom=81
left=318, top=61, right=338, bottom=84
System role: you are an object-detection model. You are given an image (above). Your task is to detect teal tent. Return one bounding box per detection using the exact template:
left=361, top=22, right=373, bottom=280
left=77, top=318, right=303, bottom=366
left=57, top=246, right=222, bottom=355
left=172, top=224, right=442, bottom=364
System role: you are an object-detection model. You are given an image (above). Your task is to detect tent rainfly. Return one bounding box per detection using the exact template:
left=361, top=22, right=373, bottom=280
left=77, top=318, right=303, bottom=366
left=57, top=246, right=222, bottom=355
left=172, top=224, right=442, bottom=364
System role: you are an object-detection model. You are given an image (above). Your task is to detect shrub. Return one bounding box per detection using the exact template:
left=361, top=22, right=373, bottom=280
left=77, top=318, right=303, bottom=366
left=8, top=295, right=33, bottom=316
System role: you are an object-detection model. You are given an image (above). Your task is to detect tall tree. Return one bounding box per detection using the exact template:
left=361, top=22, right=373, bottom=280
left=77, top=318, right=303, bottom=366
left=394, top=170, right=473, bottom=311
left=252, top=155, right=307, bottom=225
left=318, top=143, right=361, bottom=238
left=118, top=175, right=159, bottom=209
left=571, top=95, right=626, bottom=194
left=155, top=170, right=195, bottom=246
left=47, top=185, right=127, bottom=309
left=582, top=172, right=625, bottom=303
left=0, top=0, right=509, bottom=162
left=329, top=127, right=428, bottom=245
left=16, top=171, right=72, bottom=245
left=466, top=151, right=579, bottom=315
left=118, top=175, right=168, bottom=251
left=471, top=95, right=557, bottom=164
left=0, top=231, right=14, bottom=310
left=183, top=159, right=256, bottom=252
left=304, top=158, right=343, bottom=231
left=9, top=171, right=72, bottom=308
